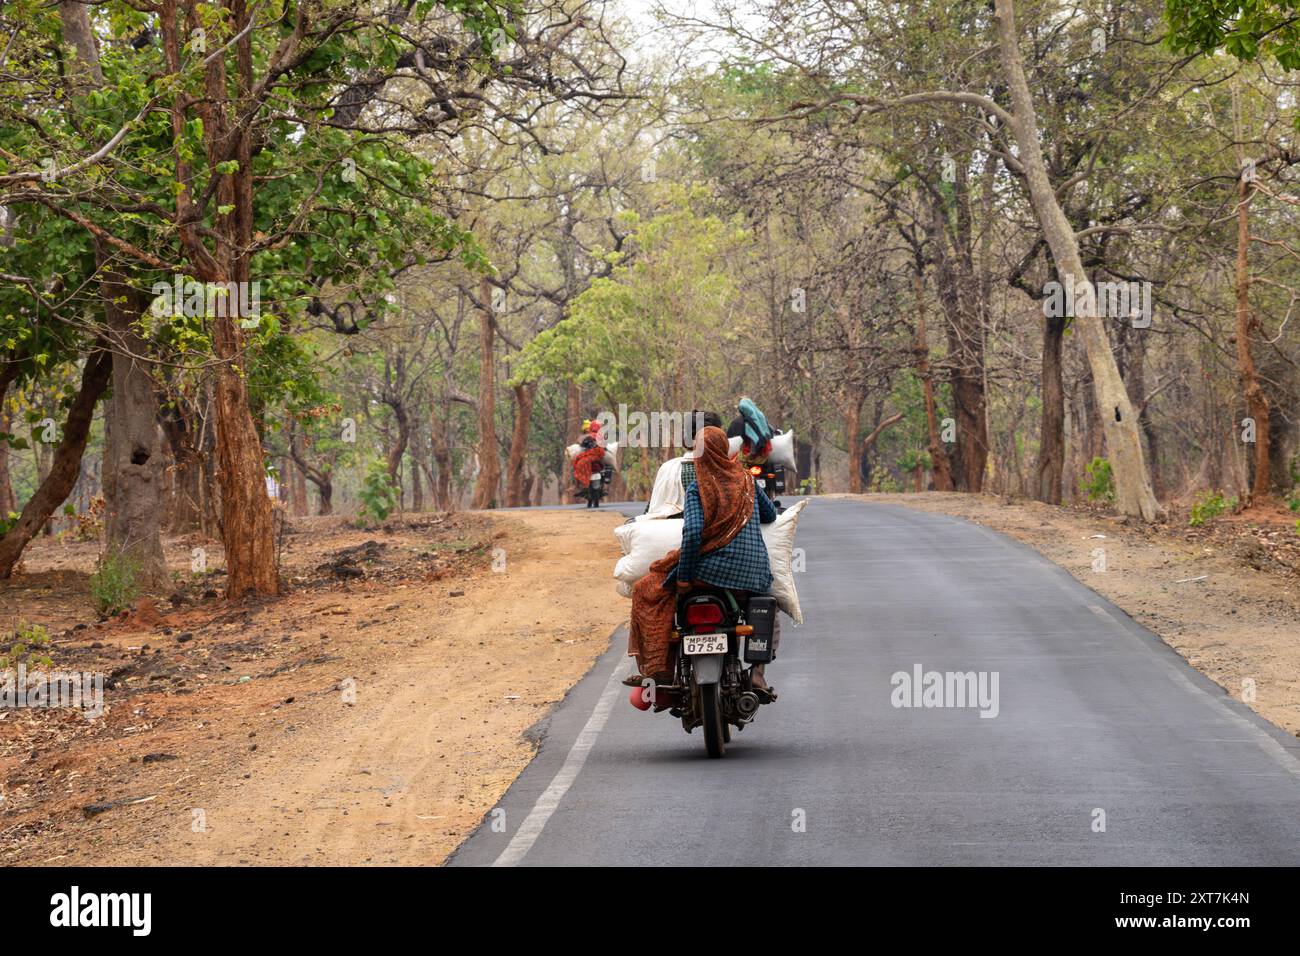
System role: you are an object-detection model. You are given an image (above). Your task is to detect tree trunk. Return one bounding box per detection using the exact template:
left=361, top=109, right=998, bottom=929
left=1235, top=172, right=1271, bottom=502
left=994, top=0, right=1162, bottom=520
left=0, top=383, right=16, bottom=517
left=0, top=350, right=112, bottom=577
left=163, top=428, right=200, bottom=531
left=845, top=391, right=864, bottom=494
left=290, top=454, right=308, bottom=516
left=157, top=0, right=278, bottom=596
left=1034, top=313, right=1066, bottom=504
left=927, top=191, right=988, bottom=492
left=565, top=379, right=582, bottom=445
left=384, top=399, right=410, bottom=488
left=101, top=273, right=168, bottom=589
left=1082, top=368, right=1105, bottom=463
left=1122, top=319, right=1163, bottom=500
left=471, top=277, right=500, bottom=510
left=506, top=382, right=537, bottom=506
left=287, top=426, right=333, bottom=516
left=431, top=398, right=453, bottom=511
left=210, top=315, right=278, bottom=596
left=914, top=266, right=953, bottom=491
left=409, top=451, right=423, bottom=512
left=58, top=0, right=103, bottom=86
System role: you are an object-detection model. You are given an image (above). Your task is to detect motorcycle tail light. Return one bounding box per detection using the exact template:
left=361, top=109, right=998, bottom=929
left=685, top=601, right=724, bottom=627
left=749, top=465, right=762, bottom=475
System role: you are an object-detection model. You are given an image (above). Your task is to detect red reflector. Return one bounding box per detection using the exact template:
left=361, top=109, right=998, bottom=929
left=685, top=602, right=724, bottom=626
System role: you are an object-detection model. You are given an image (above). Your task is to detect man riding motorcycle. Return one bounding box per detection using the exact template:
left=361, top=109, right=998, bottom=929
left=626, top=426, right=779, bottom=699
left=727, top=397, right=787, bottom=509
left=572, top=419, right=610, bottom=507
left=643, top=409, right=722, bottom=520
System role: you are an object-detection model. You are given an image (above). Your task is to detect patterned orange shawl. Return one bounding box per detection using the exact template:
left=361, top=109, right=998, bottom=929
left=573, top=444, right=606, bottom=486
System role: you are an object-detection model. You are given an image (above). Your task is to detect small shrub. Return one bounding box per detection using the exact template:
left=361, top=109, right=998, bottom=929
left=1080, top=457, right=1115, bottom=504
left=73, top=496, right=105, bottom=541
left=1, top=622, right=53, bottom=670
left=896, top=449, right=931, bottom=473
left=89, top=552, right=139, bottom=617
left=356, top=458, right=399, bottom=525
left=1189, top=490, right=1237, bottom=527
left=1285, top=488, right=1300, bottom=514
left=870, top=472, right=901, bottom=494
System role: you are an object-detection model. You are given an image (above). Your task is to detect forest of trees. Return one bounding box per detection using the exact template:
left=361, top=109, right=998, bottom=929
left=2, top=0, right=1298, bottom=598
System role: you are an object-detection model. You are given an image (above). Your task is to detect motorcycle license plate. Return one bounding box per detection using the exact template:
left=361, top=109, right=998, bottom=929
left=683, top=634, right=728, bottom=655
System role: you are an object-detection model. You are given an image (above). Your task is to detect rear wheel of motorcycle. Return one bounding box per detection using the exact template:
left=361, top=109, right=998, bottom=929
left=701, top=683, right=726, bottom=758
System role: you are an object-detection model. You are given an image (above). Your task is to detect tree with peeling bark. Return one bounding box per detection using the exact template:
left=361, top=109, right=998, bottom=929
left=992, top=0, right=1163, bottom=520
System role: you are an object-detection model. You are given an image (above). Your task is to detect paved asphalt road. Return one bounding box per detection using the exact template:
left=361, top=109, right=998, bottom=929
left=449, top=497, right=1300, bottom=866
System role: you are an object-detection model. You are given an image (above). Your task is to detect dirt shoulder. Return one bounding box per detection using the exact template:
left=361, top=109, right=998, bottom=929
left=0, top=507, right=626, bottom=866
left=834, top=492, right=1300, bottom=739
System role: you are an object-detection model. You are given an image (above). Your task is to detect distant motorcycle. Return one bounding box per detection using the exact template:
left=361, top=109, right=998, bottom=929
left=581, top=464, right=614, bottom=508
left=747, top=464, right=787, bottom=514
left=634, top=586, right=778, bottom=758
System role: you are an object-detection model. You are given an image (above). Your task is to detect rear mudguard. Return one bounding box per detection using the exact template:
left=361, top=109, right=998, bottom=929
left=692, top=654, right=725, bottom=686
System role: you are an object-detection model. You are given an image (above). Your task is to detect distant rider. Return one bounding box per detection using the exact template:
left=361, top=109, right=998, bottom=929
left=572, top=419, right=607, bottom=499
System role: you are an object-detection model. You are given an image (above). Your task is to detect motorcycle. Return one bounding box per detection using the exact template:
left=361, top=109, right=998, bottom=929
left=636, top=586, right=777, bottom=758
left=747, top=464, right=788, bottom=514
left=581, top=464, right=614, bottom=508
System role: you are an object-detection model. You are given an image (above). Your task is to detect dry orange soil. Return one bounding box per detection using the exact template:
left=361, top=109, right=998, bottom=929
left=0, top=508, right=626, bottom=866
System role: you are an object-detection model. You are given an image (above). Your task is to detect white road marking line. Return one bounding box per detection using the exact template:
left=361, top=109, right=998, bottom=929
left=492, top=654, right=634, bottom=866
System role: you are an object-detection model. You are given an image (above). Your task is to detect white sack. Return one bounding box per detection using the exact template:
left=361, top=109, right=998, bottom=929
left=566, top=441, right=618, bottom=467
left=767, top=430, right=795, bottom=470
left=612, top=498, right=807, bottom=624
left=613, top=517, right=681, bottom=572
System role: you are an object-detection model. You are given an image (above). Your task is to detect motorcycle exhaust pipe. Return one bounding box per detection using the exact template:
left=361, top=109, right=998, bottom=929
left=736, top=692, right=760, bottom=719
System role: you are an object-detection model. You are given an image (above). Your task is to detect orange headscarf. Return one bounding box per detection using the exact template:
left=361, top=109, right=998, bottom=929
left=691, top=425, right=754, bottom=556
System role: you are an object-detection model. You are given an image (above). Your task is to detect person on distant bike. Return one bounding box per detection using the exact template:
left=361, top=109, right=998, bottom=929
left=572, top=419, right=607, bottom=501
left=627, top=426, right=778, bottom=696
left=726, top=397, right=774, bottom=471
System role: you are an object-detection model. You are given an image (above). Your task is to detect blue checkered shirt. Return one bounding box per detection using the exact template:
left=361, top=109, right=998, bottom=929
left=666, top=480, right=776, bottom=592
left=679, top=459, right=696, bottom=496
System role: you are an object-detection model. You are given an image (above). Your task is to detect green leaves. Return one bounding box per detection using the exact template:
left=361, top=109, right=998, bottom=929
left=514, top=194, right=747, bottom=412
left=1165, top=0, right=1300, bottom=67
